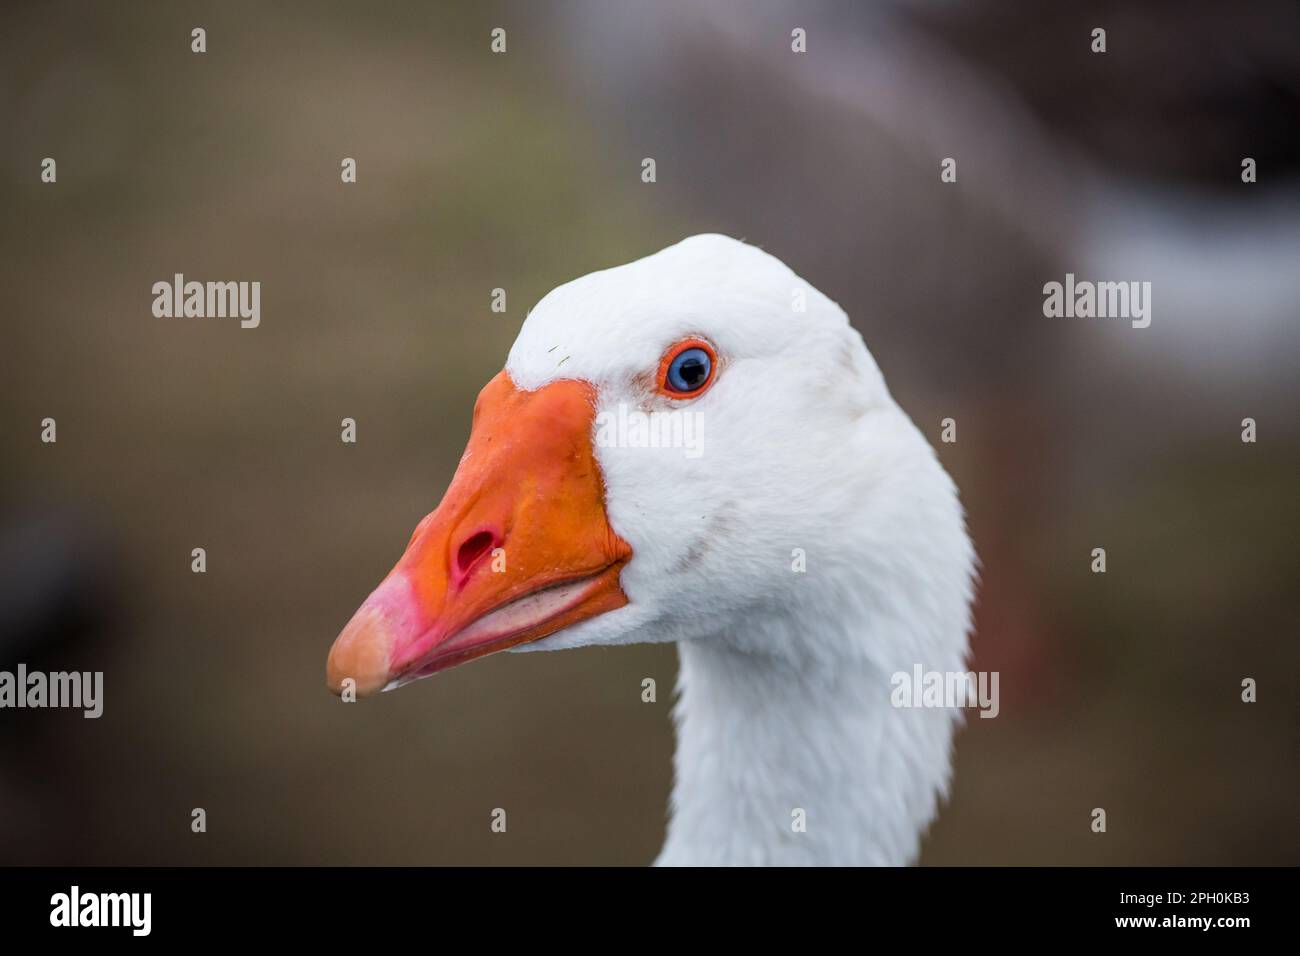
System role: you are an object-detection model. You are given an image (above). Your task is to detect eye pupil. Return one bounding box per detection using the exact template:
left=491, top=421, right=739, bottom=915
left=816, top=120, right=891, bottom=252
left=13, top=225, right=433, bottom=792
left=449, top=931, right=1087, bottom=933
left=666, top=347, right=711, bottom=393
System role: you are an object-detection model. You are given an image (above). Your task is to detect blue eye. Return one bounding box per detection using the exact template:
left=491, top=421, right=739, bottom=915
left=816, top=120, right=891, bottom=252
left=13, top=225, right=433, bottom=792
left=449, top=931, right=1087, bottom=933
left=665, top=347, right=713, bottom=394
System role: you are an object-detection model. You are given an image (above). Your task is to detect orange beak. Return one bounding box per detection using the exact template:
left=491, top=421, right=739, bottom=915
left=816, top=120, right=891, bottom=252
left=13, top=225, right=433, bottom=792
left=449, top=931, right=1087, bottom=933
left=326, top=371, right=632, bottom=697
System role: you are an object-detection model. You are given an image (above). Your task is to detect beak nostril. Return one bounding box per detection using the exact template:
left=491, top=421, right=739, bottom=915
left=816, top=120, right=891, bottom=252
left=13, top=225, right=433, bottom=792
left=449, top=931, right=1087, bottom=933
left=455, top=530, right=496, bottom=577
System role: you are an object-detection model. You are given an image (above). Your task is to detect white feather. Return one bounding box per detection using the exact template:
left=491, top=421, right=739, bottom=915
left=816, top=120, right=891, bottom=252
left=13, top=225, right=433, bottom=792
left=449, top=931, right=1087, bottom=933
left=507, top=235, right=976, bottom=865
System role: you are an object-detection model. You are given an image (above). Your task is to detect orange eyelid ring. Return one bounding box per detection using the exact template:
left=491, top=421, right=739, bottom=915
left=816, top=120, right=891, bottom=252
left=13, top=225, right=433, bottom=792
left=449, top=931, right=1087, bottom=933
left=655, top=337, right=718, bottom=399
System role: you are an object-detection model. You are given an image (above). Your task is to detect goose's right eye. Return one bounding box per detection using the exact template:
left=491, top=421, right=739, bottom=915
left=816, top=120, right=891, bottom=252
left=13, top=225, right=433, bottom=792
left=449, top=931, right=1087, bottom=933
left=657, top=339, right=717, bottom=398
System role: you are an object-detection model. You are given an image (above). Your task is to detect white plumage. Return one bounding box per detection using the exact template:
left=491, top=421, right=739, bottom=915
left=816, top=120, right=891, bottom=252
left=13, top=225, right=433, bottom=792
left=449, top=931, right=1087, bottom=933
left=505, top=235, right=978, bottom=865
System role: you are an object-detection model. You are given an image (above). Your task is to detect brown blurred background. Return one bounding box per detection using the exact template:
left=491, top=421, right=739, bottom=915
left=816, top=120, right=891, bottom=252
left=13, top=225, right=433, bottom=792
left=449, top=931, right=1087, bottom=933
left=2, top=0, right=1297, bottom=865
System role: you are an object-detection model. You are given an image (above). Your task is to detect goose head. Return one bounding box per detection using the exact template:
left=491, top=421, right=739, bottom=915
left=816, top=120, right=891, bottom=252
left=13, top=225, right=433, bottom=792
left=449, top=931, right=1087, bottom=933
left=327, top=234, right=976, bottom=863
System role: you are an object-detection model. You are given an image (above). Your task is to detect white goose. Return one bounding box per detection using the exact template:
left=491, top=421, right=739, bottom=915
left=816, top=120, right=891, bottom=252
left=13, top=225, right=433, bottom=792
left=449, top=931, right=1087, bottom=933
left=327, top=234, right=976, bottom=866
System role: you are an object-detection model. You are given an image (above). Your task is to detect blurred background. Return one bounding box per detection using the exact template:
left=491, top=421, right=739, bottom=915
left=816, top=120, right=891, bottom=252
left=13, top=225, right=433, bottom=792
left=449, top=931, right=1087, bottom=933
left=2, top=0, right=1297, bottom=865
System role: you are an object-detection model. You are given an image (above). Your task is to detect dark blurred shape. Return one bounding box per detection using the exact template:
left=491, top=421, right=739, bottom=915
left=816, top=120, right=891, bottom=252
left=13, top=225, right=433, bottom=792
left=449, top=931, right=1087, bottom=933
left=916, top=0, right=1300, bottom=190
left=0, top=508, right=121, bottom=664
